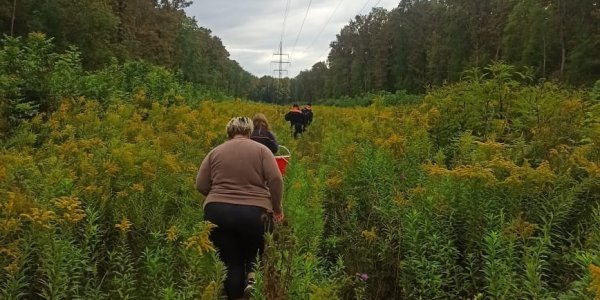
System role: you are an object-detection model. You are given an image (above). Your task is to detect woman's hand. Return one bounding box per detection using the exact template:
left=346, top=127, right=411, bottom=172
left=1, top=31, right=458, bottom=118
left=273, top=211, right=285, bottom=224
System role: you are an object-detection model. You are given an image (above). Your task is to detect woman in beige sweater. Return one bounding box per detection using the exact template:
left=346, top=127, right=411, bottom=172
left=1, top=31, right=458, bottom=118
left=196, top=116, right=284, bottom=299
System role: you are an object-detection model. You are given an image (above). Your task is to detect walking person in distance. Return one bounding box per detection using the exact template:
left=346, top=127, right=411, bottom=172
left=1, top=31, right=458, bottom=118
left=301, top=103, right=313, bottom=132
left=284, top=104, right=306, bottom=139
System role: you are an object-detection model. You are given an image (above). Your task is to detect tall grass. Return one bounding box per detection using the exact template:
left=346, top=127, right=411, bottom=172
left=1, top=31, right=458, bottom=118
left=2, top=63, right=600, bottom=299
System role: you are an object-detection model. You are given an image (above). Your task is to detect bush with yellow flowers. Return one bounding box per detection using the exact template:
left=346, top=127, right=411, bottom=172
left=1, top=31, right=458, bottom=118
left=2, top=62, right=600, bottom=299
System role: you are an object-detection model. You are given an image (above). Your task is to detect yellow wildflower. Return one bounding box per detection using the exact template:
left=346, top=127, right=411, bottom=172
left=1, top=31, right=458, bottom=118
left=393, top=192, right=408, bottom=207
left=115, top=217, right=132, bottom=233
left=131, top=183, right=145, bottom=193
left=409, top=186, right=426, bottom=197
left=427, top=106, right=440, bottom=123
left=0, top=218, right=20, bottom=235
left=487, top=156, right=517, bottom=172
left=4, top=262, right=18, bottom=275
left=0, top=165, right=6, bottom=181
left=163, top=154, right=182, bottom=173
left=142, top=161, right=156, bottom=179
left=504, top=173, right=523, bottom=186
left=0, top=243, right=18, bottom=259
left=63, top=124, right=76, bottom=138
left=384, top=134, right=407, bottom=155
left=422, top=162, right=448, bottom=177
left=53, top=196, right=86, bottom=224
left=184, top=163, right=196, bottom=174
left=504, top=214, right=537, bottom=241
left=20, top=208, right=55, bottom=229
left=346, top=197, right=356, bottom=211
left=85, top=184, right=101, bottom=194
left=166, top=225, right=178, bottom=242
left=184, top=221, right=217, bottom=255
left=204, top=131, right=218, bottom=148
left=452, top=164, right=496, bottom=185
left=361, top=227, right=377, bottom=244
left=0, top=242, right=21, bottom=276
left=175, top=122, right=187, bottom=134
left=116, top=190, right=129, bottom=199
left=589, top=264, right=600, bottom=299
left=528, top=161, right=556, bottom=184
left=326, top=174, right=343, bottom=189
left=201, top=281, right=219, bottom=300
left=103, top=161, right=120, bottom=177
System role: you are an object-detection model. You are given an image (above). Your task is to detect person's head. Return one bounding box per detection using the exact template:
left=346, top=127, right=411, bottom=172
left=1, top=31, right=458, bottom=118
left=226, top=116, right=253, bottom=139
left=292, top=103, right=299, bottom=109
left=252, top=113, right=270, bottom=131
left=306, top=103, right=312, bottom=108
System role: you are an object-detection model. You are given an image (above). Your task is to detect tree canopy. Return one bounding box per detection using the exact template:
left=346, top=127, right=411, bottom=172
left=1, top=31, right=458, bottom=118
left=290, top=0, right=600, bottom=102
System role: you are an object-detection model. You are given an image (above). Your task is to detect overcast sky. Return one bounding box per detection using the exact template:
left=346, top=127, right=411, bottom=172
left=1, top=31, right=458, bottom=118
left=186, top=0, right=399, bottom=78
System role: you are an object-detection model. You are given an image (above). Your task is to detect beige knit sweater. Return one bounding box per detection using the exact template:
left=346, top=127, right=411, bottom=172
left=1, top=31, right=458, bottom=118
left=195, top=137, right=283, bottom=213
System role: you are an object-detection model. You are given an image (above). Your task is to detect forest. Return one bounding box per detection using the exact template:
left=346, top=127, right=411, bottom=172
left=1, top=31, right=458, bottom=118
left=291, top=0, right=600, bottom=101
left=1, top=0, right=598, bottom=103
left=1, top=0, right=600, bottom=299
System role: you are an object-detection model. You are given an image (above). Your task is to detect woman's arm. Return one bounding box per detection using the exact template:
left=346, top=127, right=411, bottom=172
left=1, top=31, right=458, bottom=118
left=195, top=154, right=212, bottom=196
left=267, top=131, right=279, bottom=154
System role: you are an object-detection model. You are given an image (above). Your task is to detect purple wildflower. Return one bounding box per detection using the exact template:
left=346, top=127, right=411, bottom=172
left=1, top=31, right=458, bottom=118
left=356, top=273, right=369, bottom=281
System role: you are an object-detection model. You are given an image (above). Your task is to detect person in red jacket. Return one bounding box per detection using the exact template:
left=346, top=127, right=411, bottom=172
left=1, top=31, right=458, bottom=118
left=284, top=104, right=306, bottom=139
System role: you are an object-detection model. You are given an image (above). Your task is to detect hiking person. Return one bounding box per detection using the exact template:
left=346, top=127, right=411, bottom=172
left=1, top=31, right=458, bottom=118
left=284, top=103, right=306, bottom=139
left=250, top=113, right=278, bottom=154
left=196, top=116, right=284, bottom=300
left=301, top=103, right=313, bottom=131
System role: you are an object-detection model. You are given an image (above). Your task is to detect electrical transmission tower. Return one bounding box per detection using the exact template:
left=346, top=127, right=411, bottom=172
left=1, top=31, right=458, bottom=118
left=272, top=41, right=290, bottom=104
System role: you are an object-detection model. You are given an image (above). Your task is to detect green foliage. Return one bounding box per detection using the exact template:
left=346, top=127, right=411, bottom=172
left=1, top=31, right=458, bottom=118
left=107, top=239, right=137, bottom=299
left=290, top=0, right=600, bottom=100
left=1, top=0, right=257, bottom=99
left=0, top=34, right=232, bottom=134
left=316, top=90, right=421, bottom=107
left=592, top=80, right=600, bottom=102
left=2, top=61, right=600, bottom=299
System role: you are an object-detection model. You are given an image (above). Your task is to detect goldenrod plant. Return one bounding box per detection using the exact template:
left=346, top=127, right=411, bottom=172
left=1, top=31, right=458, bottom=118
left=2, top=54, right=600, bottom=299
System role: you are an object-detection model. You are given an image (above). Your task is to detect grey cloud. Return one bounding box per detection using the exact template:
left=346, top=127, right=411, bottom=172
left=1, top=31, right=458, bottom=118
left=186, top=0, right=398, bottom=77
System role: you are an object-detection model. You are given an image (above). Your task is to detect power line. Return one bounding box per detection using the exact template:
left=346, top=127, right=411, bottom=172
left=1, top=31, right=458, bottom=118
left=304, top=0, right=385, bottom=70
left=290, top=0, right=313, bottom=59
left=273, top=0, right=292, bottom=102
left=372, top=0, right=383, bottom=10
left=316, top=45, right=331, bottom=63
left=357, top=0, right=372, bottom=16
left=304, top=0, right=345, bottom=53
left=280, top=0, right=291, bottom=43
left=358, top=0, right=384, bottom=16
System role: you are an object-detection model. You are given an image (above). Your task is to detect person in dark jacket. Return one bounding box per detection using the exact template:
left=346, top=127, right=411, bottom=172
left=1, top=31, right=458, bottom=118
left=250, top=113, right=278, bottom=154
left=301, top=103, right=313, bottom=131
left=284, top=104, right=306, bottom=139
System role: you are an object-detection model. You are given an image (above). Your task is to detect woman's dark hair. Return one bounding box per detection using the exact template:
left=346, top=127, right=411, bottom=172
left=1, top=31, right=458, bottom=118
left=252, top=113, right=270, bottom=131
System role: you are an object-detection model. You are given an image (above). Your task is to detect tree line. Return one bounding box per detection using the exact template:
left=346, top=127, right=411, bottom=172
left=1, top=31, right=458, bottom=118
left=0, top=0, right=256, bottom=98
left=289, top=0, right=600, bottom=102
left=1, top=1, right=599, bottom=104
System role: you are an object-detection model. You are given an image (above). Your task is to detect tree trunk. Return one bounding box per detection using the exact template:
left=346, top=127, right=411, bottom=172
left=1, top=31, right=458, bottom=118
left=543, top=33, right=547, bottom=77
left=559, top=0, right=566, bottom=78
left=10, top=0, right=17, bottom=36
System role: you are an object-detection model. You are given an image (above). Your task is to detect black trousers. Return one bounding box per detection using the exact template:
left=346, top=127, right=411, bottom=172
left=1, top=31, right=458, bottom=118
left=292, top=123, right=303, bottom=138
left=204, top=202, right=272, bottom=300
